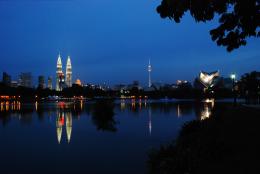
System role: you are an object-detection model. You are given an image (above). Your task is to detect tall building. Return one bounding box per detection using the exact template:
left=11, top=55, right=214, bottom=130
left=47, top=76, right=53, bottom=90
left=56, top=54, right=65, bottom=91
left=38, top=75, right=45, bottom=89
left=2, top=72, right=11, bottom=86
left=66, top=56, right=72, bottom=87
left=148, top=59, right=152, bottom=87
left=19, top=72, right=32, bottom=88
left=11, top=81, right=18, bottom=88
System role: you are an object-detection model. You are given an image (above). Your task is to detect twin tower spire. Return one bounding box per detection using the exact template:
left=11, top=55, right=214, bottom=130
left=56, top=54, right=72, bottom=91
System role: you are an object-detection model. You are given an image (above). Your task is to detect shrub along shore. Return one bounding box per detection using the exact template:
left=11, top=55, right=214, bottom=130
left=148, top=104, right=260, bottom=174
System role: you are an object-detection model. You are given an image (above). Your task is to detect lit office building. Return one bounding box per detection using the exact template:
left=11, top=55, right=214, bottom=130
left=38, top=75, right=45, bottom=89
left=2, top=72, right=11, bottom=86
left=66, top=56, right=72, bottom=87
left=48, top=76, right=53, bottom=90
left=18, top=72, right=32, bottom=88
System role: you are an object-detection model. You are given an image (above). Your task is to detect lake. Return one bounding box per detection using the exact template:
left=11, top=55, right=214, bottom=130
left=0, top=99, right=215, bottom=174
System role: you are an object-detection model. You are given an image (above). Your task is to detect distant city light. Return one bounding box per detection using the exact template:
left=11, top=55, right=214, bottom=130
left=199, top=71, right=219, bottom=88
left=230, top=73, right=236, bottom=80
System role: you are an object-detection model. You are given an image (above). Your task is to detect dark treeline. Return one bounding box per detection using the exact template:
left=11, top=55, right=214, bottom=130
left=148, top=103, right=260, bottom=174
left=1, top=71, right=260, bottom=103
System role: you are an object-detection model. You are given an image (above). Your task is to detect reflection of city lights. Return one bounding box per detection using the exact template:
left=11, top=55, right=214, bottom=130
left=0, top=101, right=21, bottom=111
left=1, top=102, right=4, bottom=111
left=66, top=112, right=72, bottom=144
left=204, top=98, right=215, bottom=108
left=131, top=99, right=136, bottom=109
left=80, top=100, right=83, bottom=110
left=204, top=98, right=214, bottom=103
left=177, top=104, right=181, bottom=117
left=200, top=104, right=213, bottom=120
left=17, top=102, right=21, bottom=110
left=6, top=102, right=9, bottom=111
left=200, top=98, right=215, bottom=120
left=200, top=106, right=211, bottom=120
left=56, top=113, right=65, bottom=144
left=35, top=101, right=38, bottom=111
left=148, top=107, right=152, bottom=136
left=120, top=99, right=125, bottom=110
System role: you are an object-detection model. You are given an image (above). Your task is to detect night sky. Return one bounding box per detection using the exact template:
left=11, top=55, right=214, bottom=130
left=0, top=0, right=259, bottom=86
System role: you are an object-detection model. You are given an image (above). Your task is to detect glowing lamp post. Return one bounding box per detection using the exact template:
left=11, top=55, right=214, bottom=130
left=230, top=73, right=237, bottom=104
left=230, top=74, right=236, bottom=81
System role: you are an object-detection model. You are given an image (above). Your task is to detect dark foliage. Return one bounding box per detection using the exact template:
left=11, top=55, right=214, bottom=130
left=157, top=0, right=260, bottom=51
left=148, top=104, right=260, bottom=173
left=239, top=71, right=260, bottom=104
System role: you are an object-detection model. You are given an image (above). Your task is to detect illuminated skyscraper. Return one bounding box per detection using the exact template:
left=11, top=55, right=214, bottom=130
left=2, top=72, right=11, bottom=86
left=38, top=75, right=45, bottom=89
left=66, top=56, right=72, bottom=87
left=47, top=76, right=53, bottom=90
left=56, top=54, right=65, bottom=91
left=19, top=72, right=32, bottom=88
left=148, top=59, right=152, bottom=87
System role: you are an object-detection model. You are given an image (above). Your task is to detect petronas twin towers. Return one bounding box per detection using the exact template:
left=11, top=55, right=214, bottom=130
left=56, top=54, right=72, bottom=91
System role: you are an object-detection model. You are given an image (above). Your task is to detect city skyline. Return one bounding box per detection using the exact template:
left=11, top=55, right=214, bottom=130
left=0, top=60, right=241, bottom=88
left=0, top=1, right=259, bottom=85
left=0, top=0, right=260, bottom=85
left=1, top=1, right=260, bottom=174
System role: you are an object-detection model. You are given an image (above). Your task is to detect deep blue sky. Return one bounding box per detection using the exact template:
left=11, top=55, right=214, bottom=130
left=0, top=0, right=259, bottom=86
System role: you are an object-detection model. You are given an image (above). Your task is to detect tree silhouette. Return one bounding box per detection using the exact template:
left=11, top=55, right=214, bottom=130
left=239, top=71, right=260, bottom=104
left=157, top=0, right=260, bottom=51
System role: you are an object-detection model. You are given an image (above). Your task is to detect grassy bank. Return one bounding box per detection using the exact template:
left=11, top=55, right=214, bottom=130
left=148, top=104, right=260, bottom=174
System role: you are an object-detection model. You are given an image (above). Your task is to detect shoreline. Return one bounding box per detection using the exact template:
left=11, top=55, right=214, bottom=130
left=148, top=104, right=260, bottom=174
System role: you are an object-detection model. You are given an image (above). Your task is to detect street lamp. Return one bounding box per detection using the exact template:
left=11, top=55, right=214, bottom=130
left=230, top=73, right=236, bottom=104
left=230, top=74, right=236, bottom=81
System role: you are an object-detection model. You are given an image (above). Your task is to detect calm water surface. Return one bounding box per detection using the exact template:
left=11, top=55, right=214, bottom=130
left=0, top=100, right=214, bottom=174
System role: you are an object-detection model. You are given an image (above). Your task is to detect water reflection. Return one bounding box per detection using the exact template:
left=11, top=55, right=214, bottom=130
left=194, top=99, right=215, bottom=120
left=56, top=112, right=64, bottom=144
left=56, top=110, right=72, bottom=144
left=148, top=106, right=152, bottom=136
left=0, top=99, right=227, bottom=174
left=0, top=101, right=21, bottom=112
left=91, top=100, right=117, bottom=132
left=66, top=112, right=72, bottom=143
left=0, top=99, right=216, bottom=143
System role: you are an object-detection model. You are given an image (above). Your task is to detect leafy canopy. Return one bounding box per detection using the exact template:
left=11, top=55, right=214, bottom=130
left=157, top=0, right=260, bottom=51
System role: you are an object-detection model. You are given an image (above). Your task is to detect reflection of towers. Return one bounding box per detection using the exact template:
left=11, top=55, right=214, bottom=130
left=200, top=99, right=215, bottom=120
left=66, top=56, right=72, bottom=87
left=56, top=112, right=64, bottom=144
left=66, top=112, right=72, bottom=143
left=56, top=54, right=64, bottom=91
left=148, top=59, right=152, bottom=87
left=56, top=110, right=73, bottom=144
left=148, top=106, right=152, bottom=136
